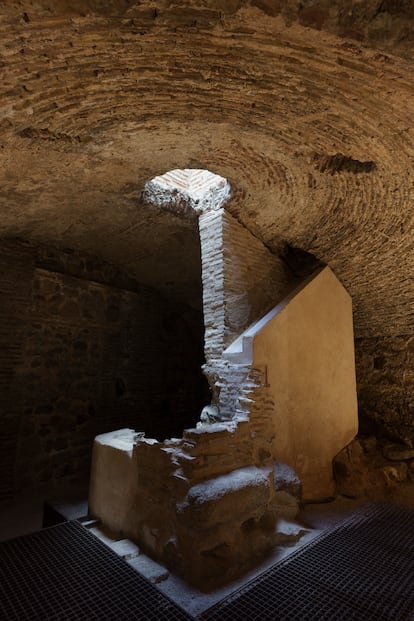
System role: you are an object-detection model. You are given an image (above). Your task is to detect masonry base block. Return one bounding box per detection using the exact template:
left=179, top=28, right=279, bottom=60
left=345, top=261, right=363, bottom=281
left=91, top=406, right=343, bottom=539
left=88, top=427, right=302, bottom=589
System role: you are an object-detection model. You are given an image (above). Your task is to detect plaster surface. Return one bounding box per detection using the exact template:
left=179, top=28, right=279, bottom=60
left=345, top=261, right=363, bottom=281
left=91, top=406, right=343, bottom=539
left=253, top=267, right=359, bottom=499
left=88, top=429, right=139, bottom=535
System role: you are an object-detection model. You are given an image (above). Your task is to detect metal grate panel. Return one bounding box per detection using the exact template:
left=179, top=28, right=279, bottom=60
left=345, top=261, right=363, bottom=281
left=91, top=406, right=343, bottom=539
left=202, top=503, right=414, bottom=621
left=1, top=503, right=413, bottom=620
left=0, top=520, right=192, bottom=621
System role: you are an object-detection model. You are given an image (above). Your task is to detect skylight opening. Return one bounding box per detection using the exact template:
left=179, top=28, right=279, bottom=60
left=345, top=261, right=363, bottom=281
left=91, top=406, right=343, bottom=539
left=143, top=168, right=231, bottom=213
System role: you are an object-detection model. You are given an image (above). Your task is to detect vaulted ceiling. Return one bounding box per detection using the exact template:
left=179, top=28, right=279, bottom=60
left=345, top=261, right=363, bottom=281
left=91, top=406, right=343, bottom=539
left=0, top=0, right=413, bottom=335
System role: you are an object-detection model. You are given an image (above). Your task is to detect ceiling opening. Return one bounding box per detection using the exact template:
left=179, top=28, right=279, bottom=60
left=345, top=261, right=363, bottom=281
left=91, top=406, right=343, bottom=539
left=143, top=168, right=231, bottom=214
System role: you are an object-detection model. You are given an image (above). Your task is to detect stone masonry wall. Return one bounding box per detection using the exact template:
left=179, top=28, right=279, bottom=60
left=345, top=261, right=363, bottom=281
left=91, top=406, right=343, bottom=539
left=0, top=238, right=206, bottom=500
left=0, top=241, right=34, bottom=502
left=199, top=208, right=294, bottom=419
left=222, top=211, right=293, bottom=347
left=355, top=335, right=414, bottom=446
left=198, top=209, right=226, bottom=363
left=15, top=267, right=162, bottom=492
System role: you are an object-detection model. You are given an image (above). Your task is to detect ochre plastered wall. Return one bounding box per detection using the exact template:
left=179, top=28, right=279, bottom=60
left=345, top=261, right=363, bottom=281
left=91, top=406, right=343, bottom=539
left=253, top=267, right=359, bottom=499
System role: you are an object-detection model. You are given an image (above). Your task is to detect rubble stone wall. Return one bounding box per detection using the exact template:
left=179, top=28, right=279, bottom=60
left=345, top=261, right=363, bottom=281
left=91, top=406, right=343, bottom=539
left=0, top=238, right=205, bottom=500
left=355, top=335, right=414, bottom=446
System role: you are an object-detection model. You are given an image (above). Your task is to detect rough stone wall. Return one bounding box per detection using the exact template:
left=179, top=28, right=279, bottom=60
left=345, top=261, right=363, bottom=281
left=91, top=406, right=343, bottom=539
left=199, top=208, right=293, bottom=419
left=0, top=241, right=34, bottom=502
left=0, top=239, right=206, bottom=499
left=5, top=1, right=413, bottom=59
left=334, top=435, right=414, bottom=505
left=250, top=0, right=414, bottom=58
left=222, top=210, right=292, bottom=347
left=14, top=267, right=160, bottom=492
left=89, top=423, right=302, bottom=588
left=355, top=336, right=414, bottom=446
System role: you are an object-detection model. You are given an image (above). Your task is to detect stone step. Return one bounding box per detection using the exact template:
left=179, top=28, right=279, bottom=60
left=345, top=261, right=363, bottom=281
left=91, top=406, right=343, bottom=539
left=273, top=518, right=309, bottom=545
left=106, top=539, right=140, bottom=561
left=128, top=554, right=169, bottom=584
left=88, top=526, right=140, bottom=561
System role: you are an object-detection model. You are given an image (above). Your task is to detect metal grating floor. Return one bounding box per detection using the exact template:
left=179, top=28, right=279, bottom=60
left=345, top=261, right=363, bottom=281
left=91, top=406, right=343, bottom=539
left=202, top=503, right=414, bottom=621
left=0, top=520, right=192, bottom=621
left=1, top=503, right=413, bottom=620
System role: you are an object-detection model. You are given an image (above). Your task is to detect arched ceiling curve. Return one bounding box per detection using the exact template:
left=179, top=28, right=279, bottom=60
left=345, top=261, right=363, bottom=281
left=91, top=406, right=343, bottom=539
left=0, top=0, right=413, bottom=337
